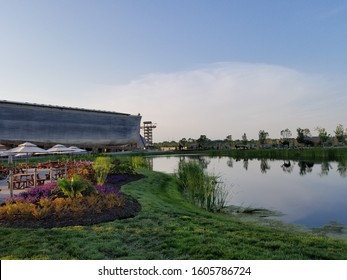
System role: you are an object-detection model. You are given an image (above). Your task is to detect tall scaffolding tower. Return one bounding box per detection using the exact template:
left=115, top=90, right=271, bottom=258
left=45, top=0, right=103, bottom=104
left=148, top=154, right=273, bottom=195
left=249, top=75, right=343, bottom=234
left=141, top=121, right=157, bottom=146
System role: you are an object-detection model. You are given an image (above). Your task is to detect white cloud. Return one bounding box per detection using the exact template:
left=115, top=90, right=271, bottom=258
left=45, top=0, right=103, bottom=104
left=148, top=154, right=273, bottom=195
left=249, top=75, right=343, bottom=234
left=95, top=62, right=346, bottom=141
left=3, top=62, right=345, bottom=142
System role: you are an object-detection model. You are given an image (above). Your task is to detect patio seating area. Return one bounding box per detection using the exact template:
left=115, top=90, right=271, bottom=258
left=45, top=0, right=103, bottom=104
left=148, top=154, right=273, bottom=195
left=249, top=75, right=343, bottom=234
left=7, top=173, right=46, bottom=190
left=0, top=158, right=94, bottom=203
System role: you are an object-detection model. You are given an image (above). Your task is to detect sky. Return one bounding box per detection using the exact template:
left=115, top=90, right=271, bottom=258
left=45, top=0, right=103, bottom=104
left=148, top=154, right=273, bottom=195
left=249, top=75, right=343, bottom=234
left=1, top=0, right=347, bottom=142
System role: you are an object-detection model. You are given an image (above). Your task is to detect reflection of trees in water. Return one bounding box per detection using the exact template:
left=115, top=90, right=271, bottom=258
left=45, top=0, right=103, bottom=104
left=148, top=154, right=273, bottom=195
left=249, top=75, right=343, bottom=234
left=226, top=157, right=248, bottom=170
left=181, top=156, right=211, bottom=169
left=319, top=161, right=333, bottom=177
left=197, top=157, right=210, bottom=169
left=298, top=161, right=314, bottom=176
left=260, top=159, right=271, bottom=173
left=337, top=159, right=347, bottom=177
left=281, top=160, right=294, bottom=173
left=227, top=157, right=233, bottom=168
left=243, top=159, right=249, bottom=170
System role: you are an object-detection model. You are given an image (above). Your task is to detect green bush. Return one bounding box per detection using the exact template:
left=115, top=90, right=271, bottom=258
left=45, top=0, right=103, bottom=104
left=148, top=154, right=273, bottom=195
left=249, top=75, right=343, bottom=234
left=131, top=156, right=150, bottom=169
left=110, top=158, right=136, bottom=174
left=57, top=174, right=93, bottom=198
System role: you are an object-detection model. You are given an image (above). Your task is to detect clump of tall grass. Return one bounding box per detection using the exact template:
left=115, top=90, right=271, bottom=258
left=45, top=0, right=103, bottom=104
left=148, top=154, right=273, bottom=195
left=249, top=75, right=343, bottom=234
left=131, top=156, right=150, bottom=169
left=176, top=160, right=228, bottom=212
left=93, top=156, right=113, bottom=185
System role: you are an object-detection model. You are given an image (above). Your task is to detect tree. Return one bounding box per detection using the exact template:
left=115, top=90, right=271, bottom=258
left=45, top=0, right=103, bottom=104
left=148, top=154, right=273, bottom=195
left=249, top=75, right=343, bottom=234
left=241, top=133, right=248, bottom=145
left=258, top=130, right=269, bottom=146
left=334, top=124, right=345, bottom=144
left=225, top=135, right=233, bottom=149
left=280, top=128, right=292, bottom=140
left=178, top=138, right=187, bottom=150
left=280, top=128, right=292, bottom=148
left=315, top=126, right=330, bottom=146
left=296, top=128, right=311, bottom=144
left=196, top=135, right=210, bottom=149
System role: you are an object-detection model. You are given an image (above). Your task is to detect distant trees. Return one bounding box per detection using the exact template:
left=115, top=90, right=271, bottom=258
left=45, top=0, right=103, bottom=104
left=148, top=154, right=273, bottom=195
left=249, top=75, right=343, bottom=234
left=315, top=126, right=331, bottom=146
left=225, top=135, right=232, bottom=142
left=155, top=123, right=347, bottom=150
left=241, top=133, right=248, bottom=145
left=258, top=130, right=269, bottom=147
left=196, top=135, right=210, bottom=149
left=334, top=124, right=346, bottom=144
left=296, top=128, right=311, bottom=145
left=225, top=135, right=233, bottom=149
left=280, top=128, right=292, bottom=148
left=280, top=128, right=292, bottom=139
left=178, top=138, right=187, bottom=150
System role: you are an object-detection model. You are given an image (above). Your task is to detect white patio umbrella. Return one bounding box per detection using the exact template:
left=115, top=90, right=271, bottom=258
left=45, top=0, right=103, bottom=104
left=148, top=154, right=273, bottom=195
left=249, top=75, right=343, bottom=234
left=6, top=142, right=47, bottom=165
left=6, top=142, right=47, bottom=155
left=68, top=146, right=87, bottom=154
left=5, top=142, right=47, bottom=196
left=0, top=144, right=6, bottom=156
left=47, top=144, right=74, bottom=154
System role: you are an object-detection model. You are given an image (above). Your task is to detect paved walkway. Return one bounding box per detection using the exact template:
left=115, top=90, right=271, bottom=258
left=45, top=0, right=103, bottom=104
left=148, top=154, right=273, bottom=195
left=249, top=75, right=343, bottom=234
left=0, top=169, right=52, bottom=203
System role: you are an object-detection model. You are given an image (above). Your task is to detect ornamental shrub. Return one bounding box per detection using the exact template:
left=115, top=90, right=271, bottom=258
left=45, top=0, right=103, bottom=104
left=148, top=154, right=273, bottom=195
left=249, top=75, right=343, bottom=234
left=6, top=182, right=58, bottom=204
left=57, top=174, right=93, bottom=198
left=110, top=158, right=136, bottom=174
left=66, top=160, right=95, bottom=183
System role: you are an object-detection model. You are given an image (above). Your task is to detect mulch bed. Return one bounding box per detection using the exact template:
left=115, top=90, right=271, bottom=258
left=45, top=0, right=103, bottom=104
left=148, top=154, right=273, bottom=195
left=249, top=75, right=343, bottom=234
left=0, top=174, right=144, bottom=229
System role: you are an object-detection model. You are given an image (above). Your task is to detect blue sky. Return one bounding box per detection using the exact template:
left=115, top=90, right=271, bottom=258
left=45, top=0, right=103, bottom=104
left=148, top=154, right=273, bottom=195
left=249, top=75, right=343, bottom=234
left=1, top=0, right=347, bottom=141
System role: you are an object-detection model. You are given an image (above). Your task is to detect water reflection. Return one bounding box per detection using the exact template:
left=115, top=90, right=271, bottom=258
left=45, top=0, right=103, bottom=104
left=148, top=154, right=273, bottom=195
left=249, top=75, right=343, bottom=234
left=196, top=157, right=210, bottom=169
left=147, top=155, right=347, bottom=178
left=319, top=161, right=333, bottom=177
left=260, top=159, right=271, bottom=174
left=298, top=161, right=314, bottom=175
left=227, top=157, right=233, bottom=168
left=148, top=155, right=347, bottom=228
left=243, top=159, right=249, bottom=170
left=337, top=160, right=347, bottom=177
left=281, top=161, right=294, bottom=173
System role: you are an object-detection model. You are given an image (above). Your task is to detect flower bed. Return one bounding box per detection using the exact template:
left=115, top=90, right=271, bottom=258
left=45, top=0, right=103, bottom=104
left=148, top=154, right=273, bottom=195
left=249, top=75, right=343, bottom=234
left=0, top=173, right=144, bottom=228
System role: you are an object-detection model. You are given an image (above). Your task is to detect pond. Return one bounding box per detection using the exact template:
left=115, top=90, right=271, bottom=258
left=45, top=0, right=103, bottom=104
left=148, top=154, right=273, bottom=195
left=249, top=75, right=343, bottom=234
left=147, top=155, right=347, bottom=228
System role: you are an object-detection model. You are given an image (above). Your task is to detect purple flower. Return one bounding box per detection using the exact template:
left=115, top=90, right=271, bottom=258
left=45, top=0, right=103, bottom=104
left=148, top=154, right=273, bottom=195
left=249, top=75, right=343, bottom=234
left=7, top=182, right=58, bottom=204
left=95, top=184, right=121, bottom=195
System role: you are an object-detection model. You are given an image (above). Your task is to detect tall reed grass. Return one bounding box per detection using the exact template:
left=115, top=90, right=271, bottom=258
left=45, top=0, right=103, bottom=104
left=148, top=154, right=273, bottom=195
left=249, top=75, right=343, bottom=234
left=93, top=156, right=113, bottom=185
left=176, top=160, right=228, bottom=212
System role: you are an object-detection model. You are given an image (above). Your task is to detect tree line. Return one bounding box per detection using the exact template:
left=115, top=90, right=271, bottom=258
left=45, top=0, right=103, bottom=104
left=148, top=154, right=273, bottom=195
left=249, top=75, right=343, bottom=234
left=155, top=124, right=347, bottom=150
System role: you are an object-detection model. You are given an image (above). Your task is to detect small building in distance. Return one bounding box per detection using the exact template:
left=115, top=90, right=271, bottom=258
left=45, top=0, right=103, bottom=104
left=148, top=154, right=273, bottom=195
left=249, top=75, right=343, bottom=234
left=0, top=100, right=142, bottom=152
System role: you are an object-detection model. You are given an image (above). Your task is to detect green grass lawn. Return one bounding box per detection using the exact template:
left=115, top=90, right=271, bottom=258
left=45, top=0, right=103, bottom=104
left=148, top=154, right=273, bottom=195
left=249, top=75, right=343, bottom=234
left=1, top=169, right=347, bottom=259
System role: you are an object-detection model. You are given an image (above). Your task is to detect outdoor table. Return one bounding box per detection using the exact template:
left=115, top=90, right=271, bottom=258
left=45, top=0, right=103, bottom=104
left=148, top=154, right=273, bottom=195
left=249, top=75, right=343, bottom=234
left=7, top=173, right=33, bottom=189
left=48, top=168, right=66, bottom=180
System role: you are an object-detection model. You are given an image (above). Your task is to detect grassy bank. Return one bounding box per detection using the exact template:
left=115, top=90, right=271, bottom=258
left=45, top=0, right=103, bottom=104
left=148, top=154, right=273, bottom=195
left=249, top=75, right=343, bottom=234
left=0, top=169, right=347, bottom=259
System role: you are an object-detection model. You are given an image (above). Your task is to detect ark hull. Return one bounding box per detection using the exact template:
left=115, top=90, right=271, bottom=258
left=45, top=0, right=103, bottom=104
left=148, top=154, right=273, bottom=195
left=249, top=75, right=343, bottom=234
left=0, top=101, right=141, bottom=150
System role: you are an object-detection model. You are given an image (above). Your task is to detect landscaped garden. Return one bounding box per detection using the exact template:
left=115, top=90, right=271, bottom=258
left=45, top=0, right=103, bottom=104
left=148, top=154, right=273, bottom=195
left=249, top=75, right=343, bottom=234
left=0, top=152, right=347, bottom=259
left=0, top=157, right=143, bottom=228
